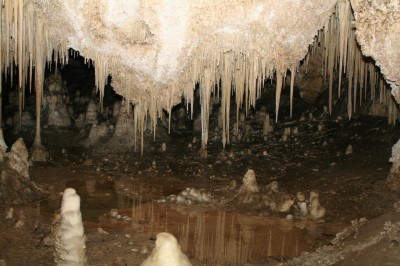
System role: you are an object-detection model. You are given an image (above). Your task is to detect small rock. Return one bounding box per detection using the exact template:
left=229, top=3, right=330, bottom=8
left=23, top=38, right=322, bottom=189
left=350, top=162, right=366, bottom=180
left=161, top=143, right=166, bottom=152
left=110, top=209, right=119, bottom=218
left=112, top=257, right=127, bottom=266
left=97, top=228, right=109, bottom=235
left=140, top=245, right=150, bottom=254
left=5, top=208, right=13, bottom=220
left=346, top=144, right=353, bottom=155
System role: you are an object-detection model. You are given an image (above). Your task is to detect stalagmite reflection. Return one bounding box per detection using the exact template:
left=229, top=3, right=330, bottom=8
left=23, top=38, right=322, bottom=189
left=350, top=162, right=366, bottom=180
left=97, top=196, right=312, bottom=265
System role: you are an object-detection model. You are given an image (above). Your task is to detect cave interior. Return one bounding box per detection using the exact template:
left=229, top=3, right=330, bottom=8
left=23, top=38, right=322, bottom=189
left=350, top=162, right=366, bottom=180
left=1, top=1, right=400, bottom=265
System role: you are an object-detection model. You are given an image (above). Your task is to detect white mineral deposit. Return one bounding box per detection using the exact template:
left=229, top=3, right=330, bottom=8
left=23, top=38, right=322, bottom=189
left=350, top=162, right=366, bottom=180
left=54, top=188, right=86, bottom=266
left=140, top=232, right=192, bottom=266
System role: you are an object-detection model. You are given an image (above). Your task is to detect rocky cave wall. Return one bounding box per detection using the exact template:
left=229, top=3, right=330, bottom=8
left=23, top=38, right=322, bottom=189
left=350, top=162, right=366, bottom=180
left=350, top=0, right=400, bottom=101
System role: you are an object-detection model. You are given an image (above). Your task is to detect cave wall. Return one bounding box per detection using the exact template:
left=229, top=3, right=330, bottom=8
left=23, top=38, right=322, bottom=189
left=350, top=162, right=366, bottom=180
left=350, top=0, right=400, bottom=102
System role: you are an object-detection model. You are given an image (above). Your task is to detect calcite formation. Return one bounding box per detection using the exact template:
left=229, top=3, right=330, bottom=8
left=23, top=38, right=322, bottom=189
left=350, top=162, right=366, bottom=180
left=140, top=232, right=192, bottom=266
left=54, top=188, right=87, bottom=266
left=0, top=0, right=398, bottom=153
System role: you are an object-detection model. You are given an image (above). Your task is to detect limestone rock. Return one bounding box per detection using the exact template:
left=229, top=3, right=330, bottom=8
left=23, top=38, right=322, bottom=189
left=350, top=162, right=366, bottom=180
left=0, top=139, right=45, bottom=204
left=6, top=138, right=29, bottom=179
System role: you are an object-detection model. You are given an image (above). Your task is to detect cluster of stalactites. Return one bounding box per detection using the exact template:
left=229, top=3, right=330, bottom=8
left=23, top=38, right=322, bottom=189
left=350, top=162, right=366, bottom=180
left=125, top=0, right=399, bottom=154
left=123, top=39, right=296, bottom=153
left=317, top=0, right=398, bottom=124
left=180, top=39, right=292, bottom=149
left=0, top=0, right=70, bottom=130
left=2, top=0, right=397, bottom=156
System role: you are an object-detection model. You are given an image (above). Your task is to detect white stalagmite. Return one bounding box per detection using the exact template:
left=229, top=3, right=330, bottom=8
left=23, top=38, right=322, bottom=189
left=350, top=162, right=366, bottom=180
left=240, top=169, right=260, bottom=194
left=140, top=232, right=192, bottom=266
left=54, top=188, right=87, bottom=266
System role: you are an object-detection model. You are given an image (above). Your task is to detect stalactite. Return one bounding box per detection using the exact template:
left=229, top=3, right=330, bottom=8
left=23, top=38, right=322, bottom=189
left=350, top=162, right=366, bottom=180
left=346, top=28, right=355, bottom=119
left=359, top=54, right=365, bottom=106
left=370, top=64, right=376, bottom=102
left=337, top=0, right=351, bottom=99
left=17, top=0, right=24, bottom=132
left=327, top=17, right=336, bottom=114
left=275, top=72, right=283, bottom=123
left=200, top=68, right=212, bottom=148
left=4, top=0, right=11, bottom=73
left=94, top=53, right=107, bottom=112
left=132, top=98, right=154, bottom=156
left=289, top=67, right=295, bottom=118
left=31, top=17, right=49, bottom=162
left=353, top=47, right=360, bottom=113
left=221, top=52, right=233, bottom=148
left=168, top=83, right=175, bottom=134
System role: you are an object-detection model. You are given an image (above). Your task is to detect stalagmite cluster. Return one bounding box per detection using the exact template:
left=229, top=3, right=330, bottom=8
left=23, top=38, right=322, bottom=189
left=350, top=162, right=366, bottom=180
left=43, top=73, right=72, bottom=127
left=161, top=187, right=214, bottom=206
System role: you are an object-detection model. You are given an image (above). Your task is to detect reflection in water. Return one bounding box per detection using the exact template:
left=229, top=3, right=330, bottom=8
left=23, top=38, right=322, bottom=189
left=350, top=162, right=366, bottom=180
left=41, top=178, right=313, bottom=265
left=100, top=198, right=310, bottom=266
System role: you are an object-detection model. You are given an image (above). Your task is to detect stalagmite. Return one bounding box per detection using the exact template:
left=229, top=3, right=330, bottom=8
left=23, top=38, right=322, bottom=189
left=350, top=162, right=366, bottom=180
left=54, top=188, right=87, bottom=266
left=240, top=169, right=260, bottom=194
left=263, top=114, right=273, bottom=136
left=309, top=190, right=326, bottom=220
left=140, top=232, right=192, bottom=266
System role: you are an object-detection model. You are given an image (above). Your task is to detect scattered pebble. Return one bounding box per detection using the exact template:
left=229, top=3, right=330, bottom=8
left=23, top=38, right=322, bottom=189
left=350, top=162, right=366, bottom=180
left=140, top=245, right=150, bottom=254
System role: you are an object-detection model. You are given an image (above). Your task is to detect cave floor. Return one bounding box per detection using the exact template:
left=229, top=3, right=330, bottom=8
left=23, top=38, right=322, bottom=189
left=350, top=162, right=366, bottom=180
left=1, top=114, right=400, bottom=265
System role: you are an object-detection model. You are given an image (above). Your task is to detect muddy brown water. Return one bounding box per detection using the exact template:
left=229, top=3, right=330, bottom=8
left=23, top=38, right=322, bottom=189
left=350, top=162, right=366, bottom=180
left=30, top=168, right=341, bottom=265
